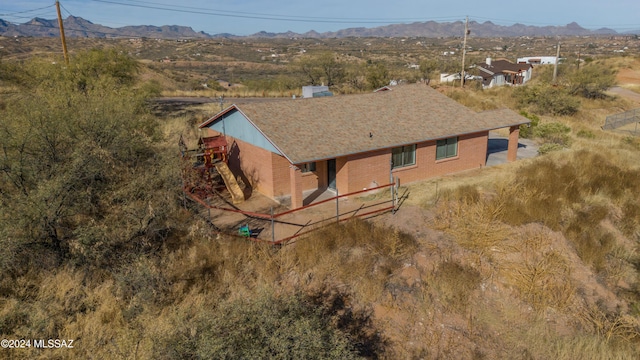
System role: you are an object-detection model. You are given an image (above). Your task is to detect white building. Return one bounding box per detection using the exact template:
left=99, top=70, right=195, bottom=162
left=516, top=56, right=558, bottom=65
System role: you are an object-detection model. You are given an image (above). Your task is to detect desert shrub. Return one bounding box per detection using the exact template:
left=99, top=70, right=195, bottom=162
left=506, top=251, right=574, bottom=311
left=619, top=200, right=640, bottom=238
left=533, top=122, right=571, bottom=144
left=513, top=84, right=580, bottom=116
left=0, top=51, right=181, bottom=274
left=567, top=62, right=617, bottom=99
left=431, top=261, right=481, bottom=312
left=156, top=290, right=381, bottom=359
left=518, top=111, right=540, bottom=139
left=538, top=143, right=565, bottom=154
left=292, top=219, right=417, bottom=304
left=532, top=122, right=572, bottom=154
left=564, top=204, right=615, bottom=271
left=576, top=129, right=596, bottom=139
left=492, top=150, right=640, bottom=272
left=294, top=219, right=417, bottom=270
left=441, top=184, right=481, bottom=204
left=497, top=150, right=640, bottom=229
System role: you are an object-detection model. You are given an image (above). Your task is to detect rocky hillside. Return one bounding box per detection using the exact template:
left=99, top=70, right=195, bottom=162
left=0, top=16, right=631, bottom=39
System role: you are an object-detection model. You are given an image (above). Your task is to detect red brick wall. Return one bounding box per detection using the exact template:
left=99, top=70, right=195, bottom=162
left=221, top=136, right=323, bottom=199
left=227, top=131, right=488, bottom=200
left=507, top=126, right=520, bottom=162
left=270, top=153, right=292, bottom=198
left=335, top=157, right=349, bottom=194
left=392, top=132, right=488, bottom=184
left=300, top=161, right=325, bottom=190
left=225, top=137, right=277, bottom=198
left=341, top=149, right=391, bottom=193
left=339, top=132, right=488, bottom=193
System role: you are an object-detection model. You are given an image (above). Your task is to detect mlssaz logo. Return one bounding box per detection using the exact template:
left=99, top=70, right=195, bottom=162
left=34, top=339, right=74, bottom=349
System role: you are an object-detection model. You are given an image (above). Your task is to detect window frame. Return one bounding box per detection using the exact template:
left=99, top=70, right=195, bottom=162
left=300, top=162, right=316, bottom=173
left=391, top=144, right=417, bottom=169
left=436, top=137, right=458, bottom=160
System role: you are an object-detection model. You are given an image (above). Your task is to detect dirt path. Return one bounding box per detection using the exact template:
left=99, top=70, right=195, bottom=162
left=608, top=86, right=640, bottom=104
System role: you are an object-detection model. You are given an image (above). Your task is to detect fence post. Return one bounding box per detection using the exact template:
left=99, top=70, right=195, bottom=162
left=336, top=188, right=339, bottom=224
left=394, top=177, right=400, bottom=213
left=391, top=181, right=395, bottom=214
left=271, top=206, right=275, bottom=243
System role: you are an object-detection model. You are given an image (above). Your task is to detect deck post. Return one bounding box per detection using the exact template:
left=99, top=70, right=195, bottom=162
left=507, top=125, right=520, bottom=162
left=289, top=165, right=303, bottom=209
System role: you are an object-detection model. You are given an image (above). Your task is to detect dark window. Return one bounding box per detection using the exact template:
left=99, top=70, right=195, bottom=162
left=392, top=144, right=416, bottom=169
left=301, top=162, right=316, bottom=173
left=436, top=137, right=458, bottom=160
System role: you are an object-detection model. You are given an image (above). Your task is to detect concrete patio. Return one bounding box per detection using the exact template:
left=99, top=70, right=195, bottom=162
left=486, top=131, right=538, bottom=166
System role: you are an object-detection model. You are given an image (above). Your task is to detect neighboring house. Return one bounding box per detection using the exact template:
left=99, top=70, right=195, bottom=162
left=517, top=56, right=558, bottom=65
left=440, top=73, right=461, bottom=83
left=440, top=73, right=483, bottom=84
left=473, top=58, right=533, bottom=88
left=199, top=84, right=529, bottom=209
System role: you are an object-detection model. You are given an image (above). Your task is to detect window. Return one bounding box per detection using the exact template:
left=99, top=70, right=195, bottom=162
left=436, top=137, right=458, bottom=160
left=301, top=162, right=316, bottom=173
left=392, top=144, right=416, bottom=169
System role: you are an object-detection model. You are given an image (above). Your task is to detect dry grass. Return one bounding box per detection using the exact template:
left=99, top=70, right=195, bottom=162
left=410, top=139, right=640, bottom=356
left=161, top=88, right=300, bottom=99
left=3, top=53, right=640, bottom=359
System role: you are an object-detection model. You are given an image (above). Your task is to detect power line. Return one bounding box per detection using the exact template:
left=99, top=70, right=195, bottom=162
left=2, top=2, right=637, bottom=37
left=60, top=3, right=75, bottom=19
left=90, top=0, right=459, bottom=25
left=0, top=4, right=56, bottom=17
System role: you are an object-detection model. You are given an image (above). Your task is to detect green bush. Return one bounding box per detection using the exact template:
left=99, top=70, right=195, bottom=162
left=576, top=129, right=596, bottom=139
left=518, top=111, right=540, bottom=139
left=533, top=122, right=572, bottom=145
left=513, top=84, right=580, bottom=116
left=538, top=143, right=565, bottom=155
left=567, top=62, right=617, bottom=99
left=157, top=290, right=381, bottom=359
left=0, top=51, right=179, bottom=274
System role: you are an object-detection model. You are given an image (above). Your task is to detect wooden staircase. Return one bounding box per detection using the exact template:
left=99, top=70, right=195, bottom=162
left=214, top=162, right=245, bottom=204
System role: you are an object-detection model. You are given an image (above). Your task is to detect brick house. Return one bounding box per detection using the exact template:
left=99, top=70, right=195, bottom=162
left=199, top=83, right=529, bottom=208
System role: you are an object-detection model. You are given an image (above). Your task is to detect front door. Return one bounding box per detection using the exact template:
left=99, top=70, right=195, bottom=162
left=327, top=159, right=336, bottom=190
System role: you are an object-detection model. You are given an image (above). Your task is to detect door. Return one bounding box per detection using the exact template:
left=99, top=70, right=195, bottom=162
left=327, top=159, right=336, bottom=190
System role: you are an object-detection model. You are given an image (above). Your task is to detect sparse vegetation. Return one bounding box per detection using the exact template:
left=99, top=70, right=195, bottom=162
left=1, top=36, right=640, bottom=359
left=513, top=83, right=581, bottom=116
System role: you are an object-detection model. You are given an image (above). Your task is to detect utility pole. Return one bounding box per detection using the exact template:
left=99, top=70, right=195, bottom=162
left=460, top=16, right=469, bottom=87
left=552, top=42, right=560, bottom=84
left=219, top=95, right=226, bottom=138
left=55, top=0, right=69, bottom=65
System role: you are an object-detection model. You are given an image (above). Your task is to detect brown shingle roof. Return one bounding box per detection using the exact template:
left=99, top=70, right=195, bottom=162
left=200, top=83, right=530, bottom=164
left=477, top=59, right=532, bottom=74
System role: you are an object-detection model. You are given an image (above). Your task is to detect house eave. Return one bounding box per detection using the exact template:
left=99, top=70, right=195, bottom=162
left=292, top=121, right=529, bottom=165
left=199, top=104, right=295, bottom=164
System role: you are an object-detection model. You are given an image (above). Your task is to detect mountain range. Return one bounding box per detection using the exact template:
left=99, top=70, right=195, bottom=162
left=0, top=16, right=636, bottom=39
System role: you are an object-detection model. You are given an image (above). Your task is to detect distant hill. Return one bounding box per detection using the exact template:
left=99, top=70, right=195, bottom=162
left=0, top=16, right=209, bottom=39
left=0, top=16, right=634, bottom=39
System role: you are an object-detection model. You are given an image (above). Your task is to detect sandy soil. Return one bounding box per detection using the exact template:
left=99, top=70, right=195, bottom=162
left=617, top=67, right=640, bottom=87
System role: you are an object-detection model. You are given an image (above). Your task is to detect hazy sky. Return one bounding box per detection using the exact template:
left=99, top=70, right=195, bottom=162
left=2, top=0, right=639, bottom=36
